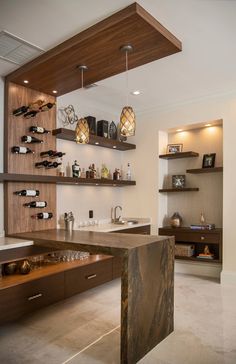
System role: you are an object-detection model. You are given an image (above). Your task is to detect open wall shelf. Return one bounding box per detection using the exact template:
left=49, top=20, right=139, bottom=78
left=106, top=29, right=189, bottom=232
left=0, top=173, right=136, bottom=187
left=159, top=187, right=199, bottom=193
left=52, top=128, right=136, bottom=151
left=159, top=151, right=199, bottom=160
left=186, top=167, right=223, bottom=174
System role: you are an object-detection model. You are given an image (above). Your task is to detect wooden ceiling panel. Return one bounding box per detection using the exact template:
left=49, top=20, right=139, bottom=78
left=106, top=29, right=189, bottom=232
left=6, top=3, right=182, bottom=96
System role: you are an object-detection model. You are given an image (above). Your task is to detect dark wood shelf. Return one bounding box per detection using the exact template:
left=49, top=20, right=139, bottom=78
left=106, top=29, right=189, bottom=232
left=186, top=167, right=223, bottom=174
left=159, top=151, right=199, bottom=160
left=160, top=226, right=222, bottom=234
left=175, top=255, right=221, bottom=263
left=0, top=173, right=136, bottom=187
left=159, top=187, right=199, bottom=193
left=0, top=255, right=112, bottom=290
left=52, top=128, right=136, bottom=151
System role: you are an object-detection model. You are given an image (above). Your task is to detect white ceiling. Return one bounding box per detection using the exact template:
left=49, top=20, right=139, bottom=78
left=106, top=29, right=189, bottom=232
left=1, top=0, right=236, bottom=113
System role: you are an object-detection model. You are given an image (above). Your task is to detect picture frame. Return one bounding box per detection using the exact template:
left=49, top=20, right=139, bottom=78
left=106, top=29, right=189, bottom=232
left=172, top=175, right=186, bottom=189
left=167, top=143, right=183, bottom=154
left=202, top=153, right=216, bottom=168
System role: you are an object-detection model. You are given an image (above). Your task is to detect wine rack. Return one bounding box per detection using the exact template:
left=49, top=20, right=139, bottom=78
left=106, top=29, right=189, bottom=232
left=4, top=82, right=57, bottom=234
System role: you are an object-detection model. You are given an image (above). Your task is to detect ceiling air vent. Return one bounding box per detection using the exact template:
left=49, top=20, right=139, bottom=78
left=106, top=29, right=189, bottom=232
left=84, top=83, right=98, bottom=90
left=0, top=30, right=44, bottom=65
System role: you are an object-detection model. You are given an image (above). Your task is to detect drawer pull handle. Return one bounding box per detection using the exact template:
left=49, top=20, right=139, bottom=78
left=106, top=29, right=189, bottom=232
left=28, top=293, right=43, bottom=301
left=86, top=274, right=97, bottom=280
left=201, top=236, right=205, bottom=240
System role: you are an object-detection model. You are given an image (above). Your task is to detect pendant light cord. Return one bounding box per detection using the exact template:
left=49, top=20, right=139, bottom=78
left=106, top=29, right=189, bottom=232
left=126, top=50, right=129, bottom=106
left=81, top=68, right=84, bottom=89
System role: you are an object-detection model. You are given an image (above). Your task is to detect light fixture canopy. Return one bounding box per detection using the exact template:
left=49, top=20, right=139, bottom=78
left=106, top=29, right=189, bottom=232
left=119, top=44, right=136, bottom=137
left=75, top=65, right=89, bottom=144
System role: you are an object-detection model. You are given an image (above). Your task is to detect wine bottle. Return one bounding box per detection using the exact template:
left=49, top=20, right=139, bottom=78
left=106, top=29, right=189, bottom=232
left=52, top=151, right=65, bottom=158
left=46, top=161, right=62, bottom=169
left=24, top=201, right=47, bottom=208
left=14, top=189, right=40, bottom=197
left=39, top=102, right=56, bottom=112
left=13, top=105, right=29, bottom=117
left=23, top=110, right=39, bottom=118
left=11, top=146, right=34, bottom=154
left=35, top=160, right=50, bottom=168
left=29, top=126, right=50, bottom=134
left=32, top=212, right=53, bottom=219
left=21, top=135, right=43, bottom=144
left=40, top=150, right=65, bottom=158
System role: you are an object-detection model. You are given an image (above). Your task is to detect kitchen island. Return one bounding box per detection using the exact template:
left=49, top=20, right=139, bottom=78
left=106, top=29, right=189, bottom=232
left=11, top=229, right=174, bottom=364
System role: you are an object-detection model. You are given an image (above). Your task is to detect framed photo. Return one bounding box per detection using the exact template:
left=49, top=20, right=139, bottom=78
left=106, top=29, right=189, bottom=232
left=202, top=153, right=216, bottom=168
left=167, top=144, right=183, bottom=154
left=172, top=175, right=186, bottom=189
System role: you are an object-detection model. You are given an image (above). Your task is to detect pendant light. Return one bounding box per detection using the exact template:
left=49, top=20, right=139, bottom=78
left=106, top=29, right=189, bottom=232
left=75, top=65, right=89, bottom=144
left=119, top=45, right=136, bottom=137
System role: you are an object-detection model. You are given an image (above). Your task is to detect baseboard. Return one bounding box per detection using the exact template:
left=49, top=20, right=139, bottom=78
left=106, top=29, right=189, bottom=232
left=221, top=270, right=236, bottom=285
left=175, top=260, right=222, bottom=279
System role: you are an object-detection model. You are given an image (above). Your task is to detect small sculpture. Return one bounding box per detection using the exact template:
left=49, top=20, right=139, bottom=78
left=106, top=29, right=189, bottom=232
left=170, top=212, right=182, bottom=228
left=101, top=164, right=109, bottom=179
left=204, top=245, right=210, bottom=255
left=200, top=212, right=205, bottom=225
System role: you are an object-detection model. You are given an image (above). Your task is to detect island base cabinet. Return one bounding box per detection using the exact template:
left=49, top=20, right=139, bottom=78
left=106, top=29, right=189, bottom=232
left=65, top=259, right=113, bottom=298
left=0, top=273, right=64, bottom=324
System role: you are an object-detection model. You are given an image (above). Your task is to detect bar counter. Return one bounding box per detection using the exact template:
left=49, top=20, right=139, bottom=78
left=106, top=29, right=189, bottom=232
left=12, top=229, right=174, bottom=364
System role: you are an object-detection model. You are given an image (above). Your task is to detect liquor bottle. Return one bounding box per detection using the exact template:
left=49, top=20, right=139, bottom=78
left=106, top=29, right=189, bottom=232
left=126, top=163, right=131, bottom=181
left=58, top=159, right=65, bottom=177
left=46, top=161, right=62, bottom=169
left=11, top=146, right=34, bottom=154
left=29, top=126, right=50, bottom=134
left=21, top=135, right=43, bottom=144
left=72, top=160, right=81, bottom=178
left=39, top=102, right=56, bottom=112
left=35, top=160, right=50, bottom=168
left=23, top=110, right=39, bottom=118
left=14, top=189, right=39, bottom=197
left=13, top=105, right=29, bottom=117
left=24, top=201, right=47, bottom=208
left=32, top=212, right=53, bottom=219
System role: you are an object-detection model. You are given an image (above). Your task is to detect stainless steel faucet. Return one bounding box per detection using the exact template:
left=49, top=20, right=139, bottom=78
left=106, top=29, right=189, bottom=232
left=113, top=205, right=122, bottom=222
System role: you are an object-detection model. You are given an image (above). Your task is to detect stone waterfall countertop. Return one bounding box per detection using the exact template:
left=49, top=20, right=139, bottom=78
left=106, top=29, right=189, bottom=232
left=76, top=218, right=151, bottom=233
left=0, top=237, right=34, bottom=250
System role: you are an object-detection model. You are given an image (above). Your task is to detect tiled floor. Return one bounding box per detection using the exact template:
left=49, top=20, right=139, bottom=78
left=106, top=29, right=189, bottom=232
left=0, top=274, right=236, bottom=363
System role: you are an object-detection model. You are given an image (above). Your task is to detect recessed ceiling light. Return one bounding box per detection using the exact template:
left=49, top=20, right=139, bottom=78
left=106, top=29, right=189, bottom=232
left=52, top=90, right=57, bottom=94
left=113, top=146, right=117, bottom=149
left=23, top=80, right=29, bottom=84
left=176, top=129, right=183, bottom=132
left=131, top=90, right=141, bottom=96
left=205, top=123, right=212, bottom=127
left=95, top=142, right=99, bottom=145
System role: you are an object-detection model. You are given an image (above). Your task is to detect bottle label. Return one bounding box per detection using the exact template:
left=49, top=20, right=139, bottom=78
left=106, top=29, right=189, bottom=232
left=43, top=213, right=49, bottom=219
left=26, top=136, right=32, bottom=143
left=19, top=147, right=27, bottom=154
left=26, top=190, right=37, bottom=196
left=36, top=202, right=45, bottom=207
left=36, top=127, right=44, bottom=133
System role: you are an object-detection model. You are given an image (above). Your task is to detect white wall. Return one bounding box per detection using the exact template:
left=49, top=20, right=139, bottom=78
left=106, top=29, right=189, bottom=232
left=122, top=93, right=236, bottom=283
left=0, top=78, right=4, bottom=235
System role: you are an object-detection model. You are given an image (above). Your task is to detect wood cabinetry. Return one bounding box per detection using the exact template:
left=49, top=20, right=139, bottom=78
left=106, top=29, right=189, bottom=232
left=159, top=227, right=222, bottom=263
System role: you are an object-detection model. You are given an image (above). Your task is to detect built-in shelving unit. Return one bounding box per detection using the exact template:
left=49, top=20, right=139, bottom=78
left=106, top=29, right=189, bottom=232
left=186, top=167, right=223, bottom=174
left=159, top=187, right=199, bottom=193
left=159, top=151, right=199, bottom=160
left=175, top=256, right=220, bottom=263
left=53, top=128, right=136, bottom=151
left=0, top=173, right=135, bottom=187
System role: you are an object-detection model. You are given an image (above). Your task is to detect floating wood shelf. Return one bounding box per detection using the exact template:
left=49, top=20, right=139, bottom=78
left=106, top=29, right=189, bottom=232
left=0, top=173, right=136, bottom=187
left=5, top=3, right=182, bottom=96
left=159, top=151, right=199, bottom=160
left=186, top=167, right=223, bottom=174
left=0, top=255, right=111, bottom=290
left=175, top=255, right=220, bottom=264
left=52, top=128, right=136, bottom=151
left=159, top=187, right=199, bottom=193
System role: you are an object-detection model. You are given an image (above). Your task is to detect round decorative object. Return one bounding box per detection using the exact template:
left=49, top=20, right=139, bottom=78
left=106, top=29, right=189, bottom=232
left=75, top=118, right=89, bottom=144
left=19, top=260, right=31, bottom=275
left=3, top=262, right=18, bottom=275
left=119, top=106, right=136, bottom=137
left=170, top=212, right=182, bottom=228
left=109, top=121, right=117, bottom=140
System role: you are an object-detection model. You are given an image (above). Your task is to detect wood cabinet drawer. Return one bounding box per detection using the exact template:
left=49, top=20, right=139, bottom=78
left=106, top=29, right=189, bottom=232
left=113, top=225, right=151, bottom=235
left=65, top=259, right=113, bottom=298
left=159, top=228, right=221, bottom=245
left=0, top=273, right=64, bottom=324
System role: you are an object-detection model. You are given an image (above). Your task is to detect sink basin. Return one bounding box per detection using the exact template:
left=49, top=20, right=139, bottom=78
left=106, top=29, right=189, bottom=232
left=126, top=220, right=139, bottom=225
left=113, top=220, right=139, bottom=225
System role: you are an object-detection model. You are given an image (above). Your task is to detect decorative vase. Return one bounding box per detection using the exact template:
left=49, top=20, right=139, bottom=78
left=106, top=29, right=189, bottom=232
left=19, top=260, right=31, bottom=275
left=170, top=212, right=182, bottom=228
left=3, top=262, right=18, bottom=275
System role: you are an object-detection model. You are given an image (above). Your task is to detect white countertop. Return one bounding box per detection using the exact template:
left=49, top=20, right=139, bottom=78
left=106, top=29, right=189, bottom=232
left=0, top=237, right=34, bottom=251
left=76, top=218, right=151, bottom=233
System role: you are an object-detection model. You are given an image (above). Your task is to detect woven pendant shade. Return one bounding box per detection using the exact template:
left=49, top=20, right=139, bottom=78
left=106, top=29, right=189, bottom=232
left=120, top=106, right=136, bottom=137
left=75, top=118, right=89, bottom=144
